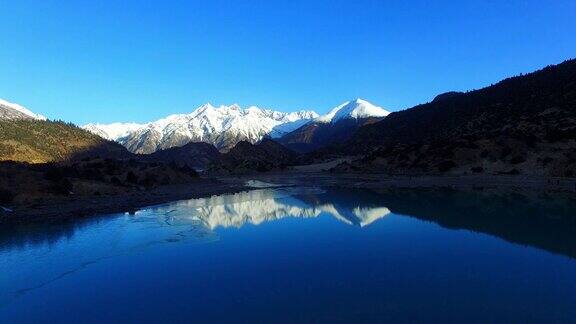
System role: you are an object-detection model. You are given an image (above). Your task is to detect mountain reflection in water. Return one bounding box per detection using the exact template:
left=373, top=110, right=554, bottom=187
left=153, top=187, right=390, bottom=230
left=1, top=186, right=575, bottom=261
left=2, top=186, right=576, bottom=322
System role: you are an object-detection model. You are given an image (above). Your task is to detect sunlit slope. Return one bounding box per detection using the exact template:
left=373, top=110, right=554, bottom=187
left=0, top=120, right=130, bottom=163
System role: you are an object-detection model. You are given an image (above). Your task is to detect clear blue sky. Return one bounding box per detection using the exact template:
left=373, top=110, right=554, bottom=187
left=0, top=0, right=575, bottom=124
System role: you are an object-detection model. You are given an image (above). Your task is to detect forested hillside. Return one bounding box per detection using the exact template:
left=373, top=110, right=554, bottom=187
left=335, top=59, right=576, bottom=176
left=0, top=120, right=130, bottom=163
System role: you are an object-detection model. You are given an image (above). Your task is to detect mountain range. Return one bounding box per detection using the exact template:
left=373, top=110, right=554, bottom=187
left=2, top=58, right=575, bottom=177
left=0, top=97, right=390, bottom=159
left=83, top=104, right=319, bottom=153
left=82, top=99, right=389, bottom=154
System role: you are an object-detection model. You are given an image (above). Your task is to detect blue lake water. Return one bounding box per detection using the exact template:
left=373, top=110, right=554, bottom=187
left=1, top=186, right=576, bottom=323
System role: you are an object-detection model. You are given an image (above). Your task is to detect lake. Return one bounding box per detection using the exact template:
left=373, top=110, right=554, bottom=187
left=1, top=186, right=576, bottom=323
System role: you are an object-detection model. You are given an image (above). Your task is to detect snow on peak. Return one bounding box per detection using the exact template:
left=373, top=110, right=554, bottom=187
left=316, top=98, right=389, bottom=123
left=82, top=122, right=145, bottom=141
left=0, top=98, right=47, bottom=120
left=82, top=103, right=319, bottom=152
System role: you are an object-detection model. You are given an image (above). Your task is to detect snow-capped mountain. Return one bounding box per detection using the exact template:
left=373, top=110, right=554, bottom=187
left=278, top=98, right=390, bottom=152
left=315, top=98, right=390, bottom=123
left=83, top=104, right=318, bottom=153
left=0, top=98, right=47, bottom=120
left=82, top=99, right=387, bottom=154
left=82, top=122, right=144, bottom=141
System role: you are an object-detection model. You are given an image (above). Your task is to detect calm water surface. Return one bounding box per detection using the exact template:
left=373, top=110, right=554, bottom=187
left=1, top=186, right=576, bottom=323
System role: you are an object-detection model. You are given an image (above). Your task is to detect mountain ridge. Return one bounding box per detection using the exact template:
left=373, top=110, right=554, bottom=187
left=278, top=99, right=390, bottom=152
left=83, top=103, right=318, bottom=153
left=0, top=98, right=47, bottom=121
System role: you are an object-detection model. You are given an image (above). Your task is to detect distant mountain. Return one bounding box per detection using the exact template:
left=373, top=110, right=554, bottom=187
left=316, top=98, right=389, bottom=123
left=336, top=59, right=576, bottom=177
left=212, top=138, right=298, bottom=173
left=83, top=104, right=318, bottom=153
left=82, top=122, right=143, bottom=141
left=0, top=119, right=130, bottom=163
left=278, top=99, right=390, bottom=152
left=0, top=99, right=46, bottom=120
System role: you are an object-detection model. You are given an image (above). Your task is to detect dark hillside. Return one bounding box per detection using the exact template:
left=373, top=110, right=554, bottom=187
left=278, top=117, right=382, bottom=153
left=143, top=142, right=221, bottom=170
left=211, top=138, right=298, bottom=173
left=337, top=59, right=576, bottom=176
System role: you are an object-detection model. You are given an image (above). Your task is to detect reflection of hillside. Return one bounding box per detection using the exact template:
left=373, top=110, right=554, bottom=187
left=373, top=188, right=576, bottom=260
left=151, top=188, right=390, bottom=229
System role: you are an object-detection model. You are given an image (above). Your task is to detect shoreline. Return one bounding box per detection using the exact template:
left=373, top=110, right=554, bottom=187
left=220, top=172, right=576, bottom=193
left=0, top=179, right=248, bottom=225
left=2, top=172, right=575, bottom=225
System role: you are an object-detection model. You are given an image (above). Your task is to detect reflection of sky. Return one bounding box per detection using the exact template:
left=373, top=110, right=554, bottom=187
left=150, top=188, right=390, bottom=230
left=0, top=187, right=390, bottom=306
left=0, top=210, right=216, bottom=307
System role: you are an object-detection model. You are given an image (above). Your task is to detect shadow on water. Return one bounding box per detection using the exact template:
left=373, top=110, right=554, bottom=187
left=0, top=216, right=106, bottom=253
left=371, top=187, right=576, bottom=259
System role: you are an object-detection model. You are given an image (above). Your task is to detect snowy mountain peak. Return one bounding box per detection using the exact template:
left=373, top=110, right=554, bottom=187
left=82, top=122, right=145, bottom=141
left=316, top=98, right=389, bottom=123
left=83, top=103, right=319, bottom=153
left=195, top=103, right=216, bottom=113
left=0, top=98, right=47, bottom=120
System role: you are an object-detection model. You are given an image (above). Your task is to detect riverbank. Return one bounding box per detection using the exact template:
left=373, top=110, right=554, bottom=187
left=0, top=178, right=247, bottom=225
left=2, top=172, right=575, bottom=225
left=220, top=171, right=576, bottom=193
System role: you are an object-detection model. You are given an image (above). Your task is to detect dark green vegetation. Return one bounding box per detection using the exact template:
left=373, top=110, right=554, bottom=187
left=333, top=59, right=576, bottom=176
left=0, top=120, right=129, bottom=163
left=211, top=138, right=298, bottom=174
left=143, top=141, right=221, bottom=170
left=0, top=159, right=198, bottom=207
